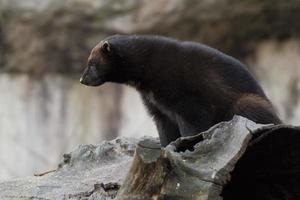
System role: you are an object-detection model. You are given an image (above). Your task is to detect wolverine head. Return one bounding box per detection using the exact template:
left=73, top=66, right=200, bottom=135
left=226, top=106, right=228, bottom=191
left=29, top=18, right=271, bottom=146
left=80, top=40, right=114, bottom=86
left=80, top=35, right=160, bottom=87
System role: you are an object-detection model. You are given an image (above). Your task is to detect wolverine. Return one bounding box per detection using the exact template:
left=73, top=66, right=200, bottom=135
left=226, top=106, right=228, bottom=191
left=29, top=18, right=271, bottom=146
left=80, top=35, right=281, bottom=146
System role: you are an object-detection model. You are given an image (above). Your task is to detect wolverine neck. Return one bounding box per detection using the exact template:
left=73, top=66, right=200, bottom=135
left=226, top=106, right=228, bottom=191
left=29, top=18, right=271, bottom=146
left=113, top=36, right=181, bottom=91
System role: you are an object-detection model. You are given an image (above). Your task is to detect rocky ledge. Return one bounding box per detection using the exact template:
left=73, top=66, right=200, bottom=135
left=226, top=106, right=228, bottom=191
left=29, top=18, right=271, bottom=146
left=0, top=137, right=138, bottom=200
left=1, top=116, right=300, bottom=200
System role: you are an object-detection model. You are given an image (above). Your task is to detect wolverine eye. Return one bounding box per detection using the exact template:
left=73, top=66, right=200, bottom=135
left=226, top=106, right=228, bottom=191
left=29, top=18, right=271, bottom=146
left=101, top=41, right=111, bottom=54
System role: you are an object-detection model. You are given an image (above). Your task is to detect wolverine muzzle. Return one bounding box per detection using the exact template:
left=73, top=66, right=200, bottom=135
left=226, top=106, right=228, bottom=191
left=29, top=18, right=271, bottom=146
left=80, top=66, right=105, bottom=86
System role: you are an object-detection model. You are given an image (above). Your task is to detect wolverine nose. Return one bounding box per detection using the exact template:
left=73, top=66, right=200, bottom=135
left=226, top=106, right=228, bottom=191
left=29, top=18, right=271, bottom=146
left=80, top=73, right=91, bottom=85
left=79, top=76, right=85, bottom=85
left=79, top=66, right=90, bottom=85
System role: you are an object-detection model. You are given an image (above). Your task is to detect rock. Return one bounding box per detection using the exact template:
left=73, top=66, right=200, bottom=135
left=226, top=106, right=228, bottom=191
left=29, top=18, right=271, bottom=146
left=1, top=116, right=300, bottom=199
left=0, top=137, right=138, bottom=200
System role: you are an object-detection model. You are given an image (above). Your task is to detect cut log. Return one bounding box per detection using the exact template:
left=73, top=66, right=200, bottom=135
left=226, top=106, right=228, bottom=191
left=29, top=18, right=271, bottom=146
left=116, top=116, right=264, bottom=200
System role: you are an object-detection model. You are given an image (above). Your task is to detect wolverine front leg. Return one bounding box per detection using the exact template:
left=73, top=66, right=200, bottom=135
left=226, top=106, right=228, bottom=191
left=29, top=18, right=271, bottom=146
left=154, top=113, right=181, bottom=147
left=174, top=100, right=214, bottom=137
left=142, top=95, right=181, bottom=146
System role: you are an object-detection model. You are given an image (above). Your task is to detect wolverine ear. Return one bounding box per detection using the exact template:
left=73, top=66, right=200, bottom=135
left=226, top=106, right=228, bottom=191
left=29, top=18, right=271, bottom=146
left=101, top=41, right=111, bottom=54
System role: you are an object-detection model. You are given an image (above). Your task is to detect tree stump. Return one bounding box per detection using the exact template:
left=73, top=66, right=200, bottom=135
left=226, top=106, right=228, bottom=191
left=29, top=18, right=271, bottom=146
left=117, top=116, right=263, bottom=200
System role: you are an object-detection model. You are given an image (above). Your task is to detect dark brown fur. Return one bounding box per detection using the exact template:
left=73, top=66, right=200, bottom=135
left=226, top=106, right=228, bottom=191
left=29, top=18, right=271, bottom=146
left=80, top=35, right=282, bottom=146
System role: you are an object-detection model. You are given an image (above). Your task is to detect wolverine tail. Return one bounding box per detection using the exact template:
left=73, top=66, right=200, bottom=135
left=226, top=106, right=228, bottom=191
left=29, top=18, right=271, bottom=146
left=232, top=94, right=282, bottom=125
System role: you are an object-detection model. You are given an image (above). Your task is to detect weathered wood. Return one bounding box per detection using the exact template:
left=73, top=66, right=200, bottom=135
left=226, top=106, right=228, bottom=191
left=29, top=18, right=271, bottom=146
left=222, top=124, right=300, bottom=200
left=116, top=116, right=264, bottom=200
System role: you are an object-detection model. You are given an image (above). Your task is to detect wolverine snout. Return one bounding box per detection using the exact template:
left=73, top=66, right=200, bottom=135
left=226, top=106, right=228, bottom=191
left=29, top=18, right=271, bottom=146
left=80, top=66, right=105, bottom=86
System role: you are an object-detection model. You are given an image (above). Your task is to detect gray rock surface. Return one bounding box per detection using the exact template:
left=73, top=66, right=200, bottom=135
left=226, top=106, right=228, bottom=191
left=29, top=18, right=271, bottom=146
left=1, top=116, right=300, bottom=199
left=0, top=116, right=266, bottom=200
left=0, top=137, right=138, bottom=200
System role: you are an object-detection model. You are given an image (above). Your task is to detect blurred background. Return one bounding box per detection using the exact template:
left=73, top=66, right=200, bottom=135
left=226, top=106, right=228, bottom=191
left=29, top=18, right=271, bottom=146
left=0, top=0, right=299, bottom=180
